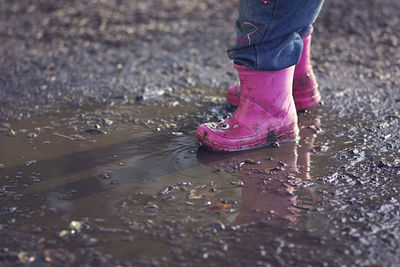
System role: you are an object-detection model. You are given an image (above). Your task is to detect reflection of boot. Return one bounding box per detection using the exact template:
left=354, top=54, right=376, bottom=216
left=295, top=114, right=320, bottom=181
left=197, top=64, right=298, bottom=152
left=196, top=113, right=319, bottom=226
left=226, top=27, right=320, bottom=111
left=284, top=114, right=319, bottom=222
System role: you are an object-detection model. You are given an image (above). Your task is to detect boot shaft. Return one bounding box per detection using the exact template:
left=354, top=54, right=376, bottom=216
left=294, top=26, right=314, bottom=75
left=234, top=64, right=295, bottom=113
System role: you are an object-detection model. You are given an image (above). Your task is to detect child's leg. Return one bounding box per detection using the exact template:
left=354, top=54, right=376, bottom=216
left=196, top=0, right=324, bottom=152
left=226, top=0, right=324, bottom=110
left=228, top=0, right=324, bottom=71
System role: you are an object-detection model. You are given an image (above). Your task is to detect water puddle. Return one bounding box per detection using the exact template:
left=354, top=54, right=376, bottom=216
left=0, top=98, right=373, bottom=265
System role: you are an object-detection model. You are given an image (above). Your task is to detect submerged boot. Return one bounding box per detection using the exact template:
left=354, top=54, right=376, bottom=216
left=226, top=27, right=320, bottom=111
left=197, top=64, right=299, bottom=152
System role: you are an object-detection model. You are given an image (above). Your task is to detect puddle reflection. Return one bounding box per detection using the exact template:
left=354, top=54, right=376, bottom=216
left=196, top=114, right=319, bottom=226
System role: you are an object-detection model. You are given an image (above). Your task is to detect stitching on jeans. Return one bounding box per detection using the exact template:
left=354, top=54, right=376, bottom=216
left=236, top=20, right=263, bottom=47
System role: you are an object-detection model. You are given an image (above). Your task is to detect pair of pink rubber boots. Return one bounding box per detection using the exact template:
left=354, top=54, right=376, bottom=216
left=197, top=28, right=320, bottom=152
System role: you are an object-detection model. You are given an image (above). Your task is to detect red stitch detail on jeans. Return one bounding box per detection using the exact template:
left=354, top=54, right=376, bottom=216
left=237, top=34, right=248, bottom=46
left=261, top=0, right=270, bottom=5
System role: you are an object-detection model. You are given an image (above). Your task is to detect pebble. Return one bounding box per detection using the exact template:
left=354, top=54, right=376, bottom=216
left=25, top=160, right=37, bottom=167
left=27, top=132, right=37, bottom=138
left=99, top=118, right=113, bottom=126
left=0, top=207, right=17, bottom=216
left=8, top=129, right=16, bottom=136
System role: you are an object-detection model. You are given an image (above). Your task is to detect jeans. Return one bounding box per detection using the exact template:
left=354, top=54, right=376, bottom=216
left=227, top=0, right=324, bottom=71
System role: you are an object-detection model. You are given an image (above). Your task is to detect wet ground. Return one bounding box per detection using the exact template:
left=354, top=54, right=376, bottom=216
left=1, top=0, right=400, bottom=266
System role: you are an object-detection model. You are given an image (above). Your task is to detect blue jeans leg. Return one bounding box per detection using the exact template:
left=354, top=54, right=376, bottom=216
left=227, top=0, right=324, bottom=71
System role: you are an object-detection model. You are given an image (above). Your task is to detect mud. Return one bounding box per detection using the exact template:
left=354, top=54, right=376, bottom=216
left=1, top=97, right=399, bottom=266
left=1, top=0, right=400, bottom=266
left=1, top=102, right=317, bottom=265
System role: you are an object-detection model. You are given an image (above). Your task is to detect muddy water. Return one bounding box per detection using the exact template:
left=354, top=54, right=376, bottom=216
left=0, top=99, right=389, bottom=265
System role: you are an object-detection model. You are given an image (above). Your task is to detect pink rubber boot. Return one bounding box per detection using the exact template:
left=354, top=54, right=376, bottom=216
left=226, top=27, right=320, bottom=110
left=197, top=64, right=299, bottom=152
left=292, top=27, right=320, bottom=110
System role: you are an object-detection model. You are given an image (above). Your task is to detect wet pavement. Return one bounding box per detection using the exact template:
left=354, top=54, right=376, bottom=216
left=1, top=0, right=400, bottom=266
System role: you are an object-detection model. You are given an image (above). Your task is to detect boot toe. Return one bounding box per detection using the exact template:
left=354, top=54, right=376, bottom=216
left=196, top=120, right=259, bottom=152
left=196, top=123, right=221, bottom=151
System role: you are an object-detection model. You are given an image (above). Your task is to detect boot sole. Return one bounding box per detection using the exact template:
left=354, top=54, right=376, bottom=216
left=197, top=126, right=299, bottom=152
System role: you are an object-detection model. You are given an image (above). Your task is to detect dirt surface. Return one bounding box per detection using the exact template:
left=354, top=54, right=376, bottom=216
left=1, top=0, right=400, bottom=266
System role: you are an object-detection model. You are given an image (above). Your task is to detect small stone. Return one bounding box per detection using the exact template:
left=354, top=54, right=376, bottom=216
left=25, top=160, right=37, bottom=167
left=8, top=129, right=16, bottom=136
left=144, top=203, right=159, bottom=211
left=99, top=118, right=113, bottom=126
left=0, top=122, right=11, bottom=128
left=58, top=230, right=69, bottom=238
left=170, top=131, right=184, bottom=136
left=0, top=207, right=17, bottom=216
left=27, top=132, right=37, bottom=139
left=144, top=220, right=154, bottom=228
left=163, top=196, right=176, bottom=201
left=99, top=173, right=111, bottom=179
left=18, top=252, right=35, bottom=263
left=210, top=221, right=226, bottom=231
left=69, top=221, right=83, bottom=232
